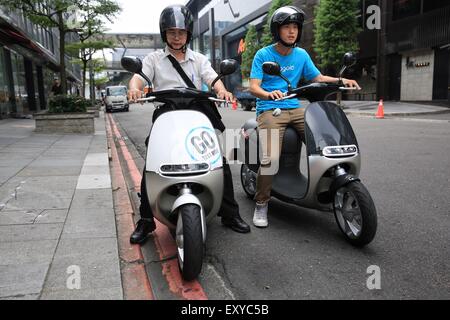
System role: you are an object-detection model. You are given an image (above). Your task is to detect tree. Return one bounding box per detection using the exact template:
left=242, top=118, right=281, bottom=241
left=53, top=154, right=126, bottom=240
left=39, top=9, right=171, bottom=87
left=313, top=0, right=361, bottom=75
left=66, top=0, right=119, bottom=98
left=94, top=75, right=109, bottom=87
left=0, top=0, right=120, bottom=94
left=67, top=40, right=114, bottom=98
left=240, top=25, right=258, bottom=80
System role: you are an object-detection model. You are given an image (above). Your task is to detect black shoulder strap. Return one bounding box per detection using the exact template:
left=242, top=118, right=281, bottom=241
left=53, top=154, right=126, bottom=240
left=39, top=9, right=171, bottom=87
left=167, top=54, right=226, bottom=132
left=167, top=55, right=196, bottom=89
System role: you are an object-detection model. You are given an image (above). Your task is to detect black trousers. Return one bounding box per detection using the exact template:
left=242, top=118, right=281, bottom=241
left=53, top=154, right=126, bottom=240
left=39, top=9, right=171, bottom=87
left=139, top=107, right=240, bottom=220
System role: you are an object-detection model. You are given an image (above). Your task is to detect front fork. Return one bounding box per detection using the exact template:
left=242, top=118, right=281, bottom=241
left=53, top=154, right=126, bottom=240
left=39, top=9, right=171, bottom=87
left=329, top=165, right=360, bottom=197
left=172, top=184, right=207, bottom=243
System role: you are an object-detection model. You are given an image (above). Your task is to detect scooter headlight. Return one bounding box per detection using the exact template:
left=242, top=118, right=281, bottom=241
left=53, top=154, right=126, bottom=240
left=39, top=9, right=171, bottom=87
left=160, top=163, right=210, bottom=175
left=322, top=145, right=358, bottom=157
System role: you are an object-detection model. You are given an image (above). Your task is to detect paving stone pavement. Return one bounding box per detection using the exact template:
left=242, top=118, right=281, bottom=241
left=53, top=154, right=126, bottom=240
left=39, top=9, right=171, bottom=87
left=0, top=113, right=123, bottom=300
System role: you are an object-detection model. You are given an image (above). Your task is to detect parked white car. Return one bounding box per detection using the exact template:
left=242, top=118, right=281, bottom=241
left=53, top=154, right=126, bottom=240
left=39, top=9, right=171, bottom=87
left=104, top=85, right=129, bottom=112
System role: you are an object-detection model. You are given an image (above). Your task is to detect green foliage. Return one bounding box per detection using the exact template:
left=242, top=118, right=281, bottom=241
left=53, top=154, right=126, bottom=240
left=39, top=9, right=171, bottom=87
left=260, top=0, right=293, bottom=48
left=0, top=0, right=77, bottom=30
left=0, top=0, right=121, bottom=93
left=241, top=25, right=258, bottom=79
left=94, top=76, right=109, bottom=87
left=313, top=0, right=361, bottom=72
left=66, top=40, right=114, bottom=58
left=48, top=95, right=92, bottom=113
left=90, top=58, right=107, bottom=73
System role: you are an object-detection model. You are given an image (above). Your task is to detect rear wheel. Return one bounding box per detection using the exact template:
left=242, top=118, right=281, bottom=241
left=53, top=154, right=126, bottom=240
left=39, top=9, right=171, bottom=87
left=333, top=181, right=377, bottom=247
left=176, top=204, right=203, bottom=281
left=240, top=164, right=257, bottom=199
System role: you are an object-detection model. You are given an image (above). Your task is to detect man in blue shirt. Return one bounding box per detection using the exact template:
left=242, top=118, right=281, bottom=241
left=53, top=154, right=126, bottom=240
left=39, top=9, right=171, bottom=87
left=249, top=6, right=360, bottom=228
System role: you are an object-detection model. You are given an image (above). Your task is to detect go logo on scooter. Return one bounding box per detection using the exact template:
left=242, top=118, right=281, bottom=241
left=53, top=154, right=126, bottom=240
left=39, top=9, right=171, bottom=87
left=185, top=126, right=221, bottom=165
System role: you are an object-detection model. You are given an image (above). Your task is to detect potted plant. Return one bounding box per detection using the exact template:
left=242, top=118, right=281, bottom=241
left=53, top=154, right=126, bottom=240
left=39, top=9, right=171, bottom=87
left=34, top=95, right=96, bottom=134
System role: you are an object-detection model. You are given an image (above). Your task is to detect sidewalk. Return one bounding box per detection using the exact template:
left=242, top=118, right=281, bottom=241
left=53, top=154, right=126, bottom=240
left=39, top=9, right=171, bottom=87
left=0, top=113, right=122, bottom=299
left=340, top=100, right=450, bottom=116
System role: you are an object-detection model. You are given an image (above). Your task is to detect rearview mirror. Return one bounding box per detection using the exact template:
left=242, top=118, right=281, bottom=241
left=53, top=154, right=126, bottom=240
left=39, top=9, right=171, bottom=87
left=343, top=52, right=356, bottom=68
left=219, top=59, right=238, bottom=76
left=338, top=52, right=357, bottom=79
left=121, top=56, right=152, bottom=87
left=262, top=62, right=292, bottom=90
left=262, top=62, right=281, bottom=76
left=121, top=56, right=143, bottom=74
left=211, top=59, right=239, bottom=90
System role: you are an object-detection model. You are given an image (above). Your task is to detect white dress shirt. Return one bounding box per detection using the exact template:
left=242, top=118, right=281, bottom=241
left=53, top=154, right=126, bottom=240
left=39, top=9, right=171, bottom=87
left=138, top=46, right=218, bottom=91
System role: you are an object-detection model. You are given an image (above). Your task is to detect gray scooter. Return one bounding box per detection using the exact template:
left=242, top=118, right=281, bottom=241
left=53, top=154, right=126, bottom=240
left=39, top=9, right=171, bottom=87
left=237, top=53, right=377, bottom=246
left=121, top=56, right=238, bottom=280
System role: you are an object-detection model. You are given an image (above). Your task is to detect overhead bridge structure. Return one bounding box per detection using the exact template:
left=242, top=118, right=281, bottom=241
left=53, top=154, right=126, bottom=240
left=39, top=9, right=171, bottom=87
left=96, top=33, right=164, bottom=72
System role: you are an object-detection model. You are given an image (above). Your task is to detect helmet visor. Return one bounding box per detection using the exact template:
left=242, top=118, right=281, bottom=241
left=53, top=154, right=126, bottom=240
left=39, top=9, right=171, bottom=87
left=161, top=7, right=191, bottom=31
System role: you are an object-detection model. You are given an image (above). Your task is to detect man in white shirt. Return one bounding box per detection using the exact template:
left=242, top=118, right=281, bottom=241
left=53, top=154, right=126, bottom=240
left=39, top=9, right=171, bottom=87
left=128, top=5, right=251, bottom=245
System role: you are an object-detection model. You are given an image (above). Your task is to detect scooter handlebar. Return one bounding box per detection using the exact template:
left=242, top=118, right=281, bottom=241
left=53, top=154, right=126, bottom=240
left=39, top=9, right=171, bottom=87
left=208, top=97, right=228, bottom=103
left=339, top=87, right=362, bottom=91
left=135, top=96, right=156, bottom=103
left=274, top=93, right=297, bottom=101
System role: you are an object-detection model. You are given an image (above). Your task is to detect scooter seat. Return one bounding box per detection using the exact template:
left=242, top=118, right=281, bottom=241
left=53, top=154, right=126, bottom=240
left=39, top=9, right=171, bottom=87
left=280, top=126, right=302, bottom=154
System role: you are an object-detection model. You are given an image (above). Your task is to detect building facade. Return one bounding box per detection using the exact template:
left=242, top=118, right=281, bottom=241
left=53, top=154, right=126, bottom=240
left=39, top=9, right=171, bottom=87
left=186, top=0, right=318, bottom=94
left=0, top=6, right=81, bottom=118
left=359, top=0, right=450, bottom=103
left=187, top=0, right=450, bottom=104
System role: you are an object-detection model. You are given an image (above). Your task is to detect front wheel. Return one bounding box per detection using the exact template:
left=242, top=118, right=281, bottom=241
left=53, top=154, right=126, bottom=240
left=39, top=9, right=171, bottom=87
left=240, top=164, right=257, bottom=199
left=333, top=181, right=377, bottom=247
left=176, top=204, right=204, bottom=281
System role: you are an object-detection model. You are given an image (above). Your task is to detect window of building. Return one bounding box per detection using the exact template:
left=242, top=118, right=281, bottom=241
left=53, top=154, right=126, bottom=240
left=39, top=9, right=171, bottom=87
left=0, top=48, right=10, bottom=116
left=201, top=30, right=211, bottom=60
left=392, top=0, right=421, bottom=20
left=33, top=65, right=40, bottom=111
left=43, top=67, right=55, bottom=102
left=423, top=0, right=450, bottom=13
left=10, top=51, right=26, bottom=114
left=49, top=31, right=55, bottom=53
left=192, top=37, right=200, bottom=52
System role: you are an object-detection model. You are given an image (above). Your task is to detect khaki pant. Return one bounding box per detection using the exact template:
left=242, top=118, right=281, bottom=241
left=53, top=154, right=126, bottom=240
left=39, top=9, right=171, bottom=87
left=255, top=107, right=305, bottom=204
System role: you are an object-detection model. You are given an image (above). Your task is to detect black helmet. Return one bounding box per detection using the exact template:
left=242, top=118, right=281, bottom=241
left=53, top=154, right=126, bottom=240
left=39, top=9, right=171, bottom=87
left=270, top=6, right=305, bottom=47
left=159, top=5, right=194, bottom=44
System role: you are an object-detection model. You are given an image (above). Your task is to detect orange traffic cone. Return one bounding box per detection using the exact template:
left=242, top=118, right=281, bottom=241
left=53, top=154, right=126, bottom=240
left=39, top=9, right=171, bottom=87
left=232, top=100, right=237, bottom=110
left=376, top=99, right=384, bottom=119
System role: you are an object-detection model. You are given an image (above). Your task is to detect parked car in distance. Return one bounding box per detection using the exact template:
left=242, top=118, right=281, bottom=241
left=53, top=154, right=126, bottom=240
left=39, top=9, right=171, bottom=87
left=104, top=85, right=129, bottom=112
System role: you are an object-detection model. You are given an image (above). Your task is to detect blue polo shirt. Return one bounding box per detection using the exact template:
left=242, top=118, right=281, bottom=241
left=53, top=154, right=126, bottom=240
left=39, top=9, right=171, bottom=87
left=250, top=45, right=320, bottom=115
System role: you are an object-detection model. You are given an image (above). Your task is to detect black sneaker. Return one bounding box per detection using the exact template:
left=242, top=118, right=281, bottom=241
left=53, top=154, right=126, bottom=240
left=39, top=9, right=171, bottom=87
left=130, top=219, right=156, bottom=244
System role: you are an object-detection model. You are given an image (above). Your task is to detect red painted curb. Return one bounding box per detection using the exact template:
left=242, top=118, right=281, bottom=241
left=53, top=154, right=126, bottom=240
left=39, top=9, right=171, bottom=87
left=107, top=113, right=208, bottom=300
left=106, top=114, right=155, bottom=300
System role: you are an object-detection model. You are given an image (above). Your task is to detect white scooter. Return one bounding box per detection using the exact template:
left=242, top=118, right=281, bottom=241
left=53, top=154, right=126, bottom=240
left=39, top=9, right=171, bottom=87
left=237, top=53, right=377, bottom=246
left=121, top=56, right=238, bottom=280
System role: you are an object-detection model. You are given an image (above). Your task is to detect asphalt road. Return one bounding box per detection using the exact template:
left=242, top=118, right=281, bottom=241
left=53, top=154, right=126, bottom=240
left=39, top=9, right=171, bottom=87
left=112, top=103, right=449, bottom=300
